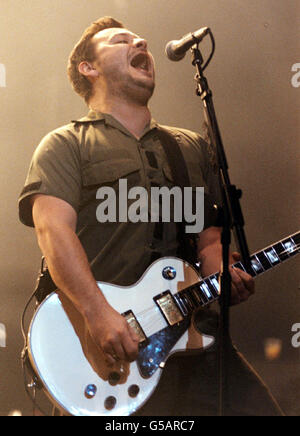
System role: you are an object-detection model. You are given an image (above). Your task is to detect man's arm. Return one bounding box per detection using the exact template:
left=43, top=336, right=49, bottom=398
left=197, top=226, right=255, bottom=305
left=31, top=194, right=139, bottom=365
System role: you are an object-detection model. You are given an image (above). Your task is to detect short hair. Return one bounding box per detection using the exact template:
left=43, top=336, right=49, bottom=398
left=67, top=17, right=124, bottom=103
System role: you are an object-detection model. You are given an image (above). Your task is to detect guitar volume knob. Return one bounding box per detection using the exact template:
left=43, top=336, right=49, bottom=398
left=104, top=396, right=117, bottom=410
left=84, top=384, right=97, bottom=399
left=128, top=384, right=140, bottom=398
left=162, top=266, right=176, bottom=280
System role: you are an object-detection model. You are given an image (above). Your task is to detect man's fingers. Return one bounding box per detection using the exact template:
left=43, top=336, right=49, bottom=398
left=234, top=267, right=255, bottom=295
left=232, top=251, right=241, bottom=262
left=127, top=324, right=140, bottom=344
left=229, top=266, right=255, bottom=306
left=112, top=341, right=127, bottom=361
left=104, top=352, right=117, bottom=367
left=122, top=327, right=139, bottom=362
left=230, top=282, right=241, bottom=306
left=101, top=331, right=139, bottom=364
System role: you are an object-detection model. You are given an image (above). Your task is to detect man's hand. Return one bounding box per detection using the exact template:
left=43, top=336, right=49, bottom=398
left=229, top=252, right=255, bottom=305
left=197, top=227, right=255, bottom=306
left=84, top=301, right=140, bottom=366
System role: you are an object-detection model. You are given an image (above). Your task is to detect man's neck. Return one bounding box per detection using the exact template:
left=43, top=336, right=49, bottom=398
left=89, top=94, right=152, bottom=140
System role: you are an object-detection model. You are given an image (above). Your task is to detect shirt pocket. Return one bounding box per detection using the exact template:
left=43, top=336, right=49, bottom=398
left=79, top=158, right=142, bottom=225
left=82, top=158, right=141, bottom=187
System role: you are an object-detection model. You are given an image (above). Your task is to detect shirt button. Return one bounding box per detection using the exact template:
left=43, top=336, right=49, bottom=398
left=149, top=242, right=155, bottom=249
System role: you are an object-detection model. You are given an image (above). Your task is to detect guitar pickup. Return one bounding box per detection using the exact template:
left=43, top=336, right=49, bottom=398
left=122, top=310, right=148, bottom=348
left=154, top=291, right=184, bottom=327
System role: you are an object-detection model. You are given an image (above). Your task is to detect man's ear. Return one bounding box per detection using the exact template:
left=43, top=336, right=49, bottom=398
left=78, top=61, right=99, bottom=78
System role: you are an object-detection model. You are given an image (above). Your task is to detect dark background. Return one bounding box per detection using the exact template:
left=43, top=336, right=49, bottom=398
left=0, top=0, right=299, bottom=416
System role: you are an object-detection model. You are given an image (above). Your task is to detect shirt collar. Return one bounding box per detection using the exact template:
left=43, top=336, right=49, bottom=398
left=72, top=110, right=105, bottom=123
left=72, top=110, right=159, bottom=139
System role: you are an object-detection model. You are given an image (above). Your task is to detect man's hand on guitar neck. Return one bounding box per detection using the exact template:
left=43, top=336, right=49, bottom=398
left=197, top=226, right=255, bottom=306
left=230, top=251, right=255, bottom=305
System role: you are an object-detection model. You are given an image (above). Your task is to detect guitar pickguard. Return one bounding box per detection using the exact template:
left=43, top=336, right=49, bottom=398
left=137, top=319, right=191, bottom=378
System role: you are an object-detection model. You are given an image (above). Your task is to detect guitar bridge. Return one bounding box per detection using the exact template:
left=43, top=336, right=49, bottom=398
left=154, top=291, right=184, bottom=327
left=122, top=310, right=148, bottom=347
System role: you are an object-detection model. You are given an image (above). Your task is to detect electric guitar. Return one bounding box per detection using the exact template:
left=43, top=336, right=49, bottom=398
left=27, top=231, right=299, bottom=416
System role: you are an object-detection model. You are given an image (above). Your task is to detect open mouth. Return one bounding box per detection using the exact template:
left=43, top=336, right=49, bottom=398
left=130, top=52, right=150, bottom=73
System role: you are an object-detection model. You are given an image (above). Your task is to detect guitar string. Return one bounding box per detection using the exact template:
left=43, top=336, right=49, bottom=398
left=277, top=243, right=300, bottom=257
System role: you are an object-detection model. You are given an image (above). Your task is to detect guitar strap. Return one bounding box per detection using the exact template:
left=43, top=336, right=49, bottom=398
left=34, top=257, right=57, bottom=303
left=156, top=127, right=198, bottom=269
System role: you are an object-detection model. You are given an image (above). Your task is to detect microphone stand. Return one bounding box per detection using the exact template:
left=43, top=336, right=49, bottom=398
left=190, top=34, right=252, bottom=416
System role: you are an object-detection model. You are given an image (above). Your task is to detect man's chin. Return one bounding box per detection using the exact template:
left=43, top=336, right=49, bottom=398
left=133, top=74, right=154, bottom=89
left=126, top=79, right=155, bottom=105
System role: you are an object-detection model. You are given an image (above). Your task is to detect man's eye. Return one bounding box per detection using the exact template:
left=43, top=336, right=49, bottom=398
left=116, top=40, right=129, bottom=44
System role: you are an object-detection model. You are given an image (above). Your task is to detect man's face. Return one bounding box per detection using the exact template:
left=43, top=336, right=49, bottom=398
left=90, top=27, right=155, bottom=104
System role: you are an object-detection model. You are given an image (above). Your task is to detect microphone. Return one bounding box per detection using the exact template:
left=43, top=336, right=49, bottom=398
left=165, top=27, right=210, bottom=61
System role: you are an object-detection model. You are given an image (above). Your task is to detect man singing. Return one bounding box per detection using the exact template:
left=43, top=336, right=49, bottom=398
left=19, top=17, right=282, bottom=416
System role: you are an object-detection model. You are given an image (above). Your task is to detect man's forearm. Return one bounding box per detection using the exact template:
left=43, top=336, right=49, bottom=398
left=35, top=223, right=107, bottom=319
left=31, top=195, right=139, bottom=364
left=198, top=241, right=222, bottom=277
left=197, top=227, right=228, bottom=277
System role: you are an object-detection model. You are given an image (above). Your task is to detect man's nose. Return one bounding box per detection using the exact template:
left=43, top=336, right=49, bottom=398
left=134, top=38, right=148, bottom=50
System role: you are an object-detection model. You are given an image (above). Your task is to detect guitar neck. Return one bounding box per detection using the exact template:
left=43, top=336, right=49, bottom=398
left=173, top=231, right=300, bottom=316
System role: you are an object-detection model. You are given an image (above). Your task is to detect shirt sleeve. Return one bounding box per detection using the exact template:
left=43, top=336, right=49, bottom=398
left=18, top=127, right=82, bottom=227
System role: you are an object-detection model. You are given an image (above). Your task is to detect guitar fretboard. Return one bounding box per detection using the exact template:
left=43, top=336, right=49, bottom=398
left=173, top=231, right=300, bottom=316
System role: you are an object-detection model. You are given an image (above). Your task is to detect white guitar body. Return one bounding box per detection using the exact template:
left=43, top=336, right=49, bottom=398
left=26, top=231, right=300, bottom=416
left=28, top=257, right=215, bottom=416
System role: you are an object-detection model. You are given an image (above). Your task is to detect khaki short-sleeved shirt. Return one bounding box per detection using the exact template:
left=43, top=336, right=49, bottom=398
left=19, top=111, right=221, bottom=286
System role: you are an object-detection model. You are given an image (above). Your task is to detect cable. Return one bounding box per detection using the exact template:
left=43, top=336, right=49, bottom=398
left=20, top=277, right=50, bottom=416
left=201, top=29, right=215, bottom=72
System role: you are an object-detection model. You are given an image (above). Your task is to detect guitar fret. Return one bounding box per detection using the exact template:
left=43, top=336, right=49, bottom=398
left=256, top=251, right=272, bottom=270
left=199, top=282, right=212, bottom=304
left=190, top=286, right=204, bottom=306
left=282, top=237, right=298, bottom=257
left=250, top=255, right=264, bottom=275
left=234, top=261, right=246, bottom=272
left=235, top=260, right=256, bottom=277
left=190, top=284, right=206, bottom=305
left=292, top=233, right=300, bottom=245
left=273, top=242, right=289, bottom=261
left=184, top=289, right=198, bottom=309
left=210, top=275, right=221, bottom=295
left=204, top=279, right=217, bottom=300
left=180, top=293, right=194, bottom=313
left=264, top=247, right=281, bottom=266
left=173, top=294, right=189, bottom=317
